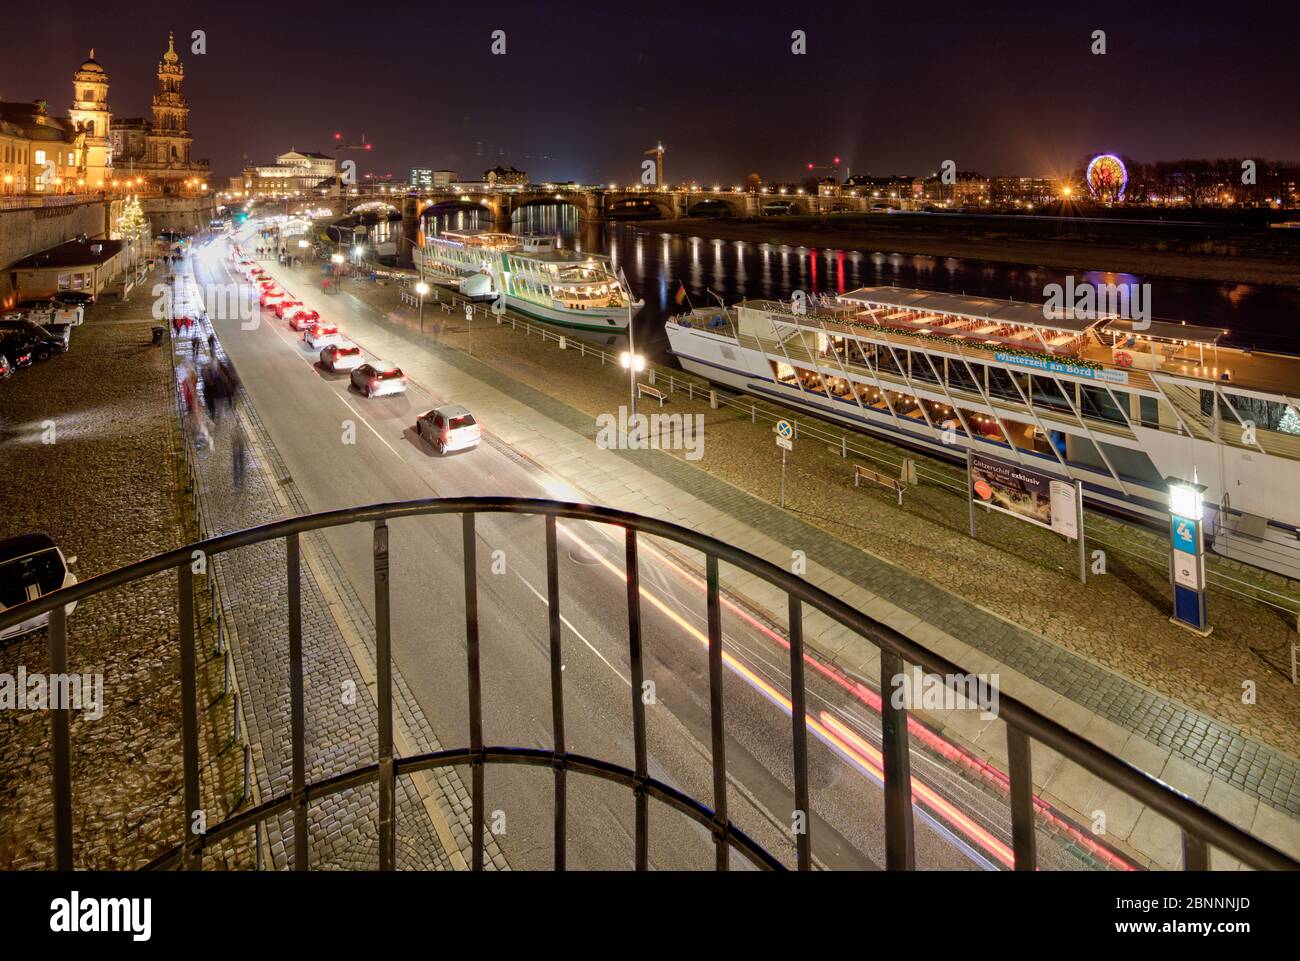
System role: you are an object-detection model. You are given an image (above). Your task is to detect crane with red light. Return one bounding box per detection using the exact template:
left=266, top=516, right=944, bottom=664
left=332, top=131, right=374, bottom=197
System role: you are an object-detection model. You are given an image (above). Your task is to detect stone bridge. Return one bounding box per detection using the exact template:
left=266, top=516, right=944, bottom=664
left=335, top=186, right=870, bottom=228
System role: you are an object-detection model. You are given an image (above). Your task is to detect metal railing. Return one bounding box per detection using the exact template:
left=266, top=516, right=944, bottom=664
left=5, top=497, right=1295, bottom=871
left=441, top=299, right=1300, bottom=626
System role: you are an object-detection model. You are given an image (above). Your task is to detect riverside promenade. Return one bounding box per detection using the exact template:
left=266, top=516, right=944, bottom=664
left=265, top=257, right=1300, bottom=869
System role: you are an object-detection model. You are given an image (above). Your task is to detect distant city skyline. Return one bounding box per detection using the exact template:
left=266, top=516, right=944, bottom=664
left=4, top=0, right=1298, bottom=185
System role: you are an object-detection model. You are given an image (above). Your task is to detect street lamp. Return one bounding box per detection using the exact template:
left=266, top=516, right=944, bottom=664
left=621, top=349, right=646, bottom=443
left=416, top=280, right=429, bottom=334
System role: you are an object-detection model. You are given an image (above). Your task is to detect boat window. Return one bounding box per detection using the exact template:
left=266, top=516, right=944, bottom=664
left=910, top=352, right=941, bottom=384
left=1080, top=385, right=1127, bottom=425
left=1029, top=375, right=1074, bottom=413
left=1099, top=442, right=1165, bottom=485
left=876, top=347, right=901, bottom=376
left=947, top=359, right=978, bottom=393
left=1138, top=395, right=1161, bottom=429
left=1222, top=393, right=1300, bottom=436
left=986, top=366, right=1022, bottom=403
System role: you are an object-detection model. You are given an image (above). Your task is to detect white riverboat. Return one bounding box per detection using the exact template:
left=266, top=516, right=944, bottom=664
left=414, top=230, right=638, bottom=332
left=666, top=286, right=1300, bottom=580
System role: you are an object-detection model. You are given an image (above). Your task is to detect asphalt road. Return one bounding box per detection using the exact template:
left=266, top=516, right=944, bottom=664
left=180, top=223, right=1121, bottom=871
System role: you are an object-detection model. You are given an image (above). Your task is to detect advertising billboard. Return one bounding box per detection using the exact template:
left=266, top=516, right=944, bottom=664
left=969, top=452, right=1079, bottom=539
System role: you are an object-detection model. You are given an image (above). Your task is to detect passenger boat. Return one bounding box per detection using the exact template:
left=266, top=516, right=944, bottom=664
left=414, top=230, right=638, bottom=332
left=666, top=286, right=1300, bottom=580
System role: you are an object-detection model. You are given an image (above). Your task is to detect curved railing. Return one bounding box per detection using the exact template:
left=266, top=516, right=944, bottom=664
left=1, top=497, right=1295, bottom=871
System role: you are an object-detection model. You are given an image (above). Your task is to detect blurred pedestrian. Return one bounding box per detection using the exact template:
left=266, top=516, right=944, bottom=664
left=232, top=427, right=247, bottom=486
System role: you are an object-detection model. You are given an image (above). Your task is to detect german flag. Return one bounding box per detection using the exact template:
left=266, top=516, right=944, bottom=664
left=674, top=282, right=689, bottom=306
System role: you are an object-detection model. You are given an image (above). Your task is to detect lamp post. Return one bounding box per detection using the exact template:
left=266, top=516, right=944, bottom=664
left=620, top=349, right=646, bottom=444
left=416, top=281, right=429, bottom=335
left=1167, top=477, right=1211, bottom=635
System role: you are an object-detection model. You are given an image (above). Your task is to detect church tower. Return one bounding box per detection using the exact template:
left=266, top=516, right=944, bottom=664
left=147, top=32, right=191, bottom=167
left=68, top=50, right=113, bottom=188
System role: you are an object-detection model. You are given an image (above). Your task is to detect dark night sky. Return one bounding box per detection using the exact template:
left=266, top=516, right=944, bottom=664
left=6, top=0, right=1298, bottom=184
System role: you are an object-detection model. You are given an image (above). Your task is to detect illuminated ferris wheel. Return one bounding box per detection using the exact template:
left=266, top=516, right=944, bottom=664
left=1086, top=153, right=1128, bottom=202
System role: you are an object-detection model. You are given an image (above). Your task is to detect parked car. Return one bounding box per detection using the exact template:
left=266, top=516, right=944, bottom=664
left=416, top=405, right=481, bottom=454
left=0, top=533, right=78, bottom=642
left=273, top=300, right=305, bottom=319
left=53, top=290, right=95, bottom=308
left=260, top=290, right=288, bottom=308
left=351, top=363, right=406, bottom=397
left=0, top=324, right=67, bottom=361
left=288, top=309, right=320, bottom=331
left=320, top=343, right=364, bottom=372
left=304, top=323, right=342, bottom=349
left=0, top=337, right=34, bottom=368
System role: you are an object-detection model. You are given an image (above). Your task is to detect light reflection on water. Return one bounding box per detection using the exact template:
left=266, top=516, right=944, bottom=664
left=405, top=202, right=1300, bottom=365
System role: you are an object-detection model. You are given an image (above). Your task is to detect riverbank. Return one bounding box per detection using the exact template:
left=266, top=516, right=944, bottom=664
left=325, top=271, right=1300, bottom=769
left=636, top=214, right=1300, bottom=287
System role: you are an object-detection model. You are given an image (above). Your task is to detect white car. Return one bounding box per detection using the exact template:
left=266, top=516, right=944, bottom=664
left=416, top=405, right=481, bottom=454
left=0, top=534, right=78, bottom=642
left=320, top=343, right=364, bottom=372
left=304, top=323, right=343, bottom=349
left=351, top=363, right=406, bottom=397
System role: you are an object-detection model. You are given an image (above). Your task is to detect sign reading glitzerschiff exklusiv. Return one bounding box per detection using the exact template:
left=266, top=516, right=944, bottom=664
left=969, top=452, right=1079, bottom=539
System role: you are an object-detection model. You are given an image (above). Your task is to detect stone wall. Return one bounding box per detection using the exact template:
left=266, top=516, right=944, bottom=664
left=0, top=201, right=110, bottom=305
left=141, top=196, right=220, bottom=235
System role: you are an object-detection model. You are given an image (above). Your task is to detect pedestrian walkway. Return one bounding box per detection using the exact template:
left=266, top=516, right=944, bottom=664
left=171, top=261, right=506, bottom=870
left=303, top=278, right=1300, bottom=868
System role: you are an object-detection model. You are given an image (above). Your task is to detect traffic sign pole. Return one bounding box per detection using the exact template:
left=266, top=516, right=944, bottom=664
left=780, top=446, right=787, bottom=509
left=775, top=420, right=794, bottom=510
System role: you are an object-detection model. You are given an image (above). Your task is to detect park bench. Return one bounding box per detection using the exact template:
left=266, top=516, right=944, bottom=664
left=853, top=463, right=905, bottom=505
left=637, top=383, right=667, bottom=407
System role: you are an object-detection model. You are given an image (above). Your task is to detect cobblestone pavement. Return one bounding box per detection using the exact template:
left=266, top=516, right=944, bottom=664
left=0, top=274, right=246, bottom=868
left=175, top=267, right=505, bottom=870
left=347, top=298, right=1300, bottom=821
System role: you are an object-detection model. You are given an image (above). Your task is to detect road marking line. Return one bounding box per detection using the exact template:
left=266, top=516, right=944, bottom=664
left=513, top=571, right=630, bottom=687
left=200, top=276, right=471, bottom=870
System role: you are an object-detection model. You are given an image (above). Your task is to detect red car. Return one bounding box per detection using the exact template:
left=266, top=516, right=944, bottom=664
left=273, top=301, right=305, bottom=319
left=288, top=310, right=320, bottom=331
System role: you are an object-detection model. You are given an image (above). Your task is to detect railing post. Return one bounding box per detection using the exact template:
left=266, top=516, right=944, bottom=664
left=1006, top=725, right=1037, bottom=870
left=878, top=647, right=916, bottom=870
left=463, top=513, right=485, bottom=871
left=625, top=529, right=649, bottom=870
left=1182, top=831, right=1209, bottom=871
left=706, top=555, right=729, bottom=870
left=48, top=604, right=74, bottom=870
left=545, top=515, right=567, bottom=871
left=179, top=563, right=202, bottom=870
left=787, top=596, right=812, bottom=871
left=286, top=532, right=308, bottom=870
left=374, top=520, right=396, bottom=871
